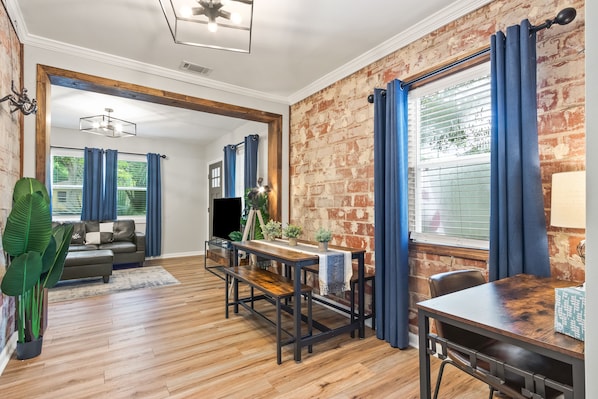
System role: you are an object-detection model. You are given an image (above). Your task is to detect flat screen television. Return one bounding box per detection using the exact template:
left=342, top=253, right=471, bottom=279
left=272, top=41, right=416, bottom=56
left=212, top=197, right=242, bottom=240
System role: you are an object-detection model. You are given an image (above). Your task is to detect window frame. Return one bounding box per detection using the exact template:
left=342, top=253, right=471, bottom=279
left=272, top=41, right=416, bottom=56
left=116, top=152, right=148, bottom=219
left=408, top=62, right=491, bottom=250
left=50, top=147, right=85, bottom=221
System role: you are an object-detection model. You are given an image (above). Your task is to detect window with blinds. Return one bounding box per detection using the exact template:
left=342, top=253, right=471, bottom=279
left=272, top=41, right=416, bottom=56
left=51, top=149, right=84, bottom=217
left=116, top=155, right=147, bottom=217
left=408, top=63, right=491, bottom=249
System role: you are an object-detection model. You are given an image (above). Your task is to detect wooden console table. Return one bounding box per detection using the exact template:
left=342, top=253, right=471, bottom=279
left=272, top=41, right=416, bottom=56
left=231, top=240, right=366, bottom=362
left=417, top=274, right=585, bottom=398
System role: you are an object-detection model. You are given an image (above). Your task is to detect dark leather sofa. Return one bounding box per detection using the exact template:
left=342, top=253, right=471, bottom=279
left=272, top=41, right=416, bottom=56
left=54, top=220, right=145, bottom=282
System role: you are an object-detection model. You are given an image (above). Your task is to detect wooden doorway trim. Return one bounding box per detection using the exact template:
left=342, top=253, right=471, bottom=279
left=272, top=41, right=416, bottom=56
left=35, top=64, right=283, bottom=221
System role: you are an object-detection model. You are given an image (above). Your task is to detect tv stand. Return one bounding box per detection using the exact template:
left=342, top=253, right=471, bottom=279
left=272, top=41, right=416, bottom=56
left=204, top=238, right=234, bottom=279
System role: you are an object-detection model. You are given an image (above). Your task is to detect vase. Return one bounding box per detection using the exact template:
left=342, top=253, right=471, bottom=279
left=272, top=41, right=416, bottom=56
left=288, top=237, right=298, bottom=246
left=318, top=241, right=328, bottom=252
left=16, top=336, right=43, bottom=360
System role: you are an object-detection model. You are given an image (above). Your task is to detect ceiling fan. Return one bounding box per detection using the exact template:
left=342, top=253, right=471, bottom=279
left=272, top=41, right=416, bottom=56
left=180, top=0, right=253, bottom=32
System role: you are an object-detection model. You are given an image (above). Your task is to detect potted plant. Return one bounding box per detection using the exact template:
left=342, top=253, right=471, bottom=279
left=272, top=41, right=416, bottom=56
left=263, top=220, right=282, bottom=240
left=1, top=178, right=73, bottom=359
left=315, top=227, right=332, bottom=252
left=283, top=224, right=302, bottom=246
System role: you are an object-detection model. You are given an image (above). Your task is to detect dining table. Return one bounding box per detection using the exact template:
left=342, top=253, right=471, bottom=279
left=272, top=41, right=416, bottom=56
left=417, top=274, right=585, bottom=398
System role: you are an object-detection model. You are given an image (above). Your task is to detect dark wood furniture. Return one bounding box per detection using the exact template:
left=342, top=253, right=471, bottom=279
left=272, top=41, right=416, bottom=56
left=417, top=274, right=585, bottom=399
left=231, top=240, right=366, bottom=362
left=223, top=265, right=313, bottom=364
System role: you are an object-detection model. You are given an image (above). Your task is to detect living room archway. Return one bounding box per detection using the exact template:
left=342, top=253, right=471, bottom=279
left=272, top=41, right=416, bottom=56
left=34, top=64, right=283, bottom=221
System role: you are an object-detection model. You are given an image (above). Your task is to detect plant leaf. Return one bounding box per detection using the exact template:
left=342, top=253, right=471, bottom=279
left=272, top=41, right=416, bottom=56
left=41, top=224, right=73, bottom=288
left=0, top=252, right=43, bottom=296
left=13, top=177, right=50, bottom=205
left=2, top=192, right=52, bottom=257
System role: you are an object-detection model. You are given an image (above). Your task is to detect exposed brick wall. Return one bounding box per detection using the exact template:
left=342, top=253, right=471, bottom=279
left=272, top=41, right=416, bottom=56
left=289, top=0, right=585, bottom=335
left=0, top=3, right=22, bottom=354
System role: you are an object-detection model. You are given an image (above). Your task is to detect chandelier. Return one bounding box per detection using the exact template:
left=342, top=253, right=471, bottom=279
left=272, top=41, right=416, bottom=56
left=158, top=0, right=254, bottom=53
left=79, top=108, right=137, bottom=138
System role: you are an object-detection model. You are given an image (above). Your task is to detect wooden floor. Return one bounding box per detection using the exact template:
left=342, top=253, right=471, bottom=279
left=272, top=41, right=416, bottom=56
left=0, top=256, right=492, bottom=398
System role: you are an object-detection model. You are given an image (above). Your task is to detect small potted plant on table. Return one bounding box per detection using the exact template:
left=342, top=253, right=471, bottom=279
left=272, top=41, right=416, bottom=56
left=315, top=227, right=332, bottom=252
left=283, top=224, right=302, bottom=246
left=263, top=220, right=282, bottom=241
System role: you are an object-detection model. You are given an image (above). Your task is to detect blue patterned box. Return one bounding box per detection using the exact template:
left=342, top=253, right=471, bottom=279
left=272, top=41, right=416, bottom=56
left=554, top=286, right=585, bottom=341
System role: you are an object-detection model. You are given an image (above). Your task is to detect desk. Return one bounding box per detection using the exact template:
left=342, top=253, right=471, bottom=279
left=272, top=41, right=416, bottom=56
left=417, top=274, right=585, bottom=399
left=231, top=240, right=366, bottom=362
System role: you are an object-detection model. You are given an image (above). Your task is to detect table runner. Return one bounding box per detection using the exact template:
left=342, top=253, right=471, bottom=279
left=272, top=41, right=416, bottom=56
left=255, top=239, right=353, bottom=295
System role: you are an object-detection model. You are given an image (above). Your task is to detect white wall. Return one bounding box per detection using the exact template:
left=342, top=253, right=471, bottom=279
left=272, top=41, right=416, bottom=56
left=21, top=44, right=290, bottom=256
left=585, top=1, right=596, bottom=396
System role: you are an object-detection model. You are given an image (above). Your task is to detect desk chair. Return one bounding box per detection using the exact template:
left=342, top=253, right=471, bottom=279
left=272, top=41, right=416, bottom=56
left=429, top=270, right=572, bottom=399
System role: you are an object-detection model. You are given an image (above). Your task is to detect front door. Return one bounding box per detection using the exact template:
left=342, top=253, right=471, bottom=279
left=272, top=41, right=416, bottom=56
left=208, top=161, right=223, bottom=239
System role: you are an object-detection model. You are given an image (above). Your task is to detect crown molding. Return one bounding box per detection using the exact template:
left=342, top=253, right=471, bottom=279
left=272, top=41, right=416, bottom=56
left=24, top=33, right=289, bottom=104
left=287, top=0, right=494, bottom=104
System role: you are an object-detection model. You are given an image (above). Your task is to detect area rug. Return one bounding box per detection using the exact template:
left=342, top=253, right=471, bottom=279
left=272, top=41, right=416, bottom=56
left=48, top=266, right=180, bottom=303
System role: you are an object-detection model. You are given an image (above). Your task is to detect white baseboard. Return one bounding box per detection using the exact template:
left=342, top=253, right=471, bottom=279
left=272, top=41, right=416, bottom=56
left=146, top=250, right=203, bottom=261
left=0, top=332, right=17, bottom=376
left=409, top=331, right=419, bottom=349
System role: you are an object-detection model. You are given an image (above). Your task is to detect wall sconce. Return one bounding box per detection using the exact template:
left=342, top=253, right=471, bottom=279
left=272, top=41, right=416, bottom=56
left=0, top=81, right=37, bottom=115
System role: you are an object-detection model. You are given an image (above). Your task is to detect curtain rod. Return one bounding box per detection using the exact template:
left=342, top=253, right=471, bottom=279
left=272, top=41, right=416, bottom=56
left=51, top=145, right=167, bottom=158
left=366, top=7, right=577, bottom=103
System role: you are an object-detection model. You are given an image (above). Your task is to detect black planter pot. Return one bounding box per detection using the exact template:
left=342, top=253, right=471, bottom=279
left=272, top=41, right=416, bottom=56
left=16, top=337, right=43, bottom=360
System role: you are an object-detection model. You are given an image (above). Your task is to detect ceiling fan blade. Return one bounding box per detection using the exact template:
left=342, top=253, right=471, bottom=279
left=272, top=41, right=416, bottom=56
left=191, top=6, right=206, bottom=16
left=218, top=10, right=231, bottom=20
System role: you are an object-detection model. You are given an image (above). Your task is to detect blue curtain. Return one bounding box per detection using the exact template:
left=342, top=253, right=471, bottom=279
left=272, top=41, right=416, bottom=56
left=81, top=147, right=104, bottom=221
left=146, top=153, right=162, bottom=257
left=102, top=149, right=118, bottom=221
left=489, top=20, right=550, bottom=280
left=244, top=134, right=259, bottom=194
left=223, top=145, right=237, bottom=197
left=373, top=80, right=410, bottom=349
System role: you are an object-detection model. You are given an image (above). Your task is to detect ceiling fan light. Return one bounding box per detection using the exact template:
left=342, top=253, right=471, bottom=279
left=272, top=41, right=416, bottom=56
left=231, top=12, right=242, bottom=24
left=208, top=21, right=218, bottom=32
left=179, top=6, right=192, bottom=18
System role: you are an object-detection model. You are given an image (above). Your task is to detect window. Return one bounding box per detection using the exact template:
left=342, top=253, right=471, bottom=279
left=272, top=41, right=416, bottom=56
left=51, top=149, right=84, bottom=217
left=235, top=144, right=245, bottom=197
left=117, top=155, right=147, bottom=217
left=51, top=149, right=147, bottom=219
left=408, top=63, right=491, bottom=249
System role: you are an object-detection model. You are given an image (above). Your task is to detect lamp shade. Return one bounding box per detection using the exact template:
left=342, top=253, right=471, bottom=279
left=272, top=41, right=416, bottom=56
left=550, top=171, right=586, bottom=228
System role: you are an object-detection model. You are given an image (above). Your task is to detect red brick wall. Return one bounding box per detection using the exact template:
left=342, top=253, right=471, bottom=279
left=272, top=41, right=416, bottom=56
left=289, top=0, right=585, bottom=334
left=0, top=3, right=22, bottom=354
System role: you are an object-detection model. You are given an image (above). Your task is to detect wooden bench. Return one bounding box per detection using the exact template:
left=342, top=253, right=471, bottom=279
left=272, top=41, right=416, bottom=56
left=223, top=266, right=313, bottom=364
left=302, top=264, right=375, bottom=329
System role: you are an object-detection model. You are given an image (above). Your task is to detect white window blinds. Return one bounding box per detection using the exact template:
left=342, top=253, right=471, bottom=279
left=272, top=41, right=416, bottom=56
left=408, top=63, right=491, bottom=249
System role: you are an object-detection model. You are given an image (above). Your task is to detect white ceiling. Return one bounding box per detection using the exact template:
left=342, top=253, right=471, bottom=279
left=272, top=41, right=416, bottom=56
left=8, top=0, right=491, bottom=143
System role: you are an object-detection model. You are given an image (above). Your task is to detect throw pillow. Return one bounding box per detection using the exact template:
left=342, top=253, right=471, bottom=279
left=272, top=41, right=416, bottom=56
left=70, top=222, right=86, bottom=245
left=85, top=221, right=114, bottom=244
left=113, top=220, right=135, bottom=242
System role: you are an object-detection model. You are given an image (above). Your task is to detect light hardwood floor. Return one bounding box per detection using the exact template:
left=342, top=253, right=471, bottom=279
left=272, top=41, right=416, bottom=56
left=0, top=256, right=491, bottom=398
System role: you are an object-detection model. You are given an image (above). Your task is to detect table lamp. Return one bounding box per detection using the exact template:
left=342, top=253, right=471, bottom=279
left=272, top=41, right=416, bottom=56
left=550, top=171, right=586, bottom=263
